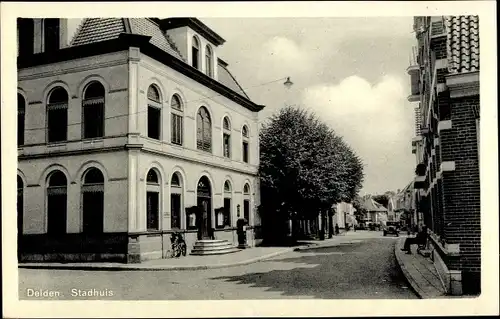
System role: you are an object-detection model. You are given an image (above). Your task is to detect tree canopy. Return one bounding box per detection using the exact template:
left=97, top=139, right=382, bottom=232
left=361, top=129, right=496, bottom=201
left=259, top=106, right=364, bottom=223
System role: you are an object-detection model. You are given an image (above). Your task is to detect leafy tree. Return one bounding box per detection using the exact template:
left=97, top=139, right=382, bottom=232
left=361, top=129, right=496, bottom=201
left=352, top=195, right=368, bottom=221
left=259, top=106, right=364, bottom=244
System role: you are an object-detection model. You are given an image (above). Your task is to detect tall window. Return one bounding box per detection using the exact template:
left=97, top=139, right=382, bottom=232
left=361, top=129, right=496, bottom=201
left=243, top=183, right=251, bottom=222
left=147, top=85, right=161, bottom=140
left=205, top=45, right=213, bottom=77
left=221, top=181, right=232, bottom=228
left=171, top=94, right=183, bottom=145
left=192, top=36, right=200, bottom=70
left=197, top=106, right=212, bottom=152
left=146, top=169, right=160, bottom=231
left=18, top=94, right=25, bottom=146
left=43, top=18, right=60, bottom=53
left=242, top=125, right=249, bottom=163
left=47, top=87, right=68, bottom=143
left=17, top=176, right=24, bottom=238
left=17, top=18, right=34, bottom=56
left=46, top=170, right=67, bottom=235
left=82, top=168, right=104, bottom=234
left=82, top=82, right=105, bottom=139
left=171, top=172, right=182, bottom=229
left=223, top=117, right=231, bottom=158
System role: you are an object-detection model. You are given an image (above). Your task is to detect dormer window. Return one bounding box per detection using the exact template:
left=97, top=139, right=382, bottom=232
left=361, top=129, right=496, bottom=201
left=205, top=45, right=213, bottom=77
left=43, top=18, right=60, bottom=53
left=192, top=36, right=200, bottom=70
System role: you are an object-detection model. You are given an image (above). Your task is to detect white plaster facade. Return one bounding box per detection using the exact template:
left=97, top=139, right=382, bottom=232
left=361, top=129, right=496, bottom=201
left=17, top=18, right=263, bottom=262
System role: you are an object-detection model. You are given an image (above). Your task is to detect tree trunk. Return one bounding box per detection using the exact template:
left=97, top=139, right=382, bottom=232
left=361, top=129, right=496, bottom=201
left=328, top=210, right=334, bottom=238
left=319, top=210, right=326, bottom=240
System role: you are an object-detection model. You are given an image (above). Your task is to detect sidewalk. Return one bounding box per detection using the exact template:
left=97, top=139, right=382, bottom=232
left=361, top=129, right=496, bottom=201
left=19, top=233, right=358, bottom=271
left=394, top=237, right=447, bottom=298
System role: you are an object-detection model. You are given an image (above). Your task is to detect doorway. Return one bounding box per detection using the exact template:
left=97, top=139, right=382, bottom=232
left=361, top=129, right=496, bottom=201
left=197, top=176, right=212, bottom=239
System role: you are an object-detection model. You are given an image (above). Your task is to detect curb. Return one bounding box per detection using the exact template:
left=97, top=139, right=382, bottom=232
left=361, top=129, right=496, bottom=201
left=18, top=240, right=353, bottom=271
left=18, top=248, right=296, bottom=272
left=394, top=238, right=426, bottom=299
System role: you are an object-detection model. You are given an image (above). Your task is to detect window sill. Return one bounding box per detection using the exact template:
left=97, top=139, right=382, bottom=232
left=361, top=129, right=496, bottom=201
left=82, top=138, right=104, bottom=144
left=47, top=141, right=67, bottom=147
left=170, top=143, right=184, bottom=151
left=144, top=137, right=162, bottom=145
left=196, top=149, right=213, bottom=157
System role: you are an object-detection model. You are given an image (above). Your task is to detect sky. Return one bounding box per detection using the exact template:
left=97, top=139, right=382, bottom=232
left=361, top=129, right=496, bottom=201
left=67, top=17, right=416, bottom=196
left=201, top=17, right=417, bottom=196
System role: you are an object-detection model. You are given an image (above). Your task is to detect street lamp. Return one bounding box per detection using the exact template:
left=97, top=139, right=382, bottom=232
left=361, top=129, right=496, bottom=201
left=283, top=77, right=294, bottom=108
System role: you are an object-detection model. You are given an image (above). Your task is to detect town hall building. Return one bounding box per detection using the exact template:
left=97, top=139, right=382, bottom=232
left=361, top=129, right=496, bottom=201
left=17, top=18, right=265, bottom=263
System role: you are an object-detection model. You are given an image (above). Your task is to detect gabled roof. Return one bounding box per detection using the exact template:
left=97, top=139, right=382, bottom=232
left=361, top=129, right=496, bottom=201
left=445, top=15, right=479, bottom=73
left=363, top=197, right=388, bottom=212
left=70, top=18, right=250, bottom=101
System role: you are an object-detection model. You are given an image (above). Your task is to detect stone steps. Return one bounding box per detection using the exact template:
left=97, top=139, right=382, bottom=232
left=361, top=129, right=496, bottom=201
left=190, top=239, right=240, bottom=256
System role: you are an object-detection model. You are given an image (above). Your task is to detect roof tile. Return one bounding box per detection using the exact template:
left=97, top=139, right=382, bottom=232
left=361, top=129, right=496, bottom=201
left=69, top=18, right=250, bottom=101
left=445, top=15, right=480, bottom=73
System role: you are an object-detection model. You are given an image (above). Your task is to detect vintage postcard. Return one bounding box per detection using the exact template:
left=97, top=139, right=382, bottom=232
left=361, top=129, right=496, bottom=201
left=1, top=1, right=498, bottom=318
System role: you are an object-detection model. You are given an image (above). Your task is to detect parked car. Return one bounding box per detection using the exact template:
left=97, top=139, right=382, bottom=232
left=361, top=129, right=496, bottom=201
left=383, top=221, right=400, bottom=236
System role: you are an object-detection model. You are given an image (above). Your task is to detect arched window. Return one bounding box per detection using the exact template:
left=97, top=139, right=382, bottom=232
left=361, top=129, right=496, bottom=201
left=205, top=45, right=213, bottom=77
left=82, top=82, right=105, bottom=139
left=171, top=94, right=183, bottom=145
left=82, top=168, right=104, bottom=234
left=223, top=117, right=231, bottom=158
left=146, top=169, right=160, bottom=231
left=243, top=183, right=251, bottom=223
left=43, top=18, right=60, bottom=53
left=17, top=18, right=34, bottom=56
left=220, top=180, right=232, bottom=228
left=171, top=172, right=183, bottom=229
left=47, top=87, right=68, bottom=142
left=147, top=85, right=161, bottom=140
left=18, top=94, right=25, bottom=146
left=242, top=125, right=249, bottom=163
left=192, top=36, right=200, bottom=70
left=197, top=106, right=212, bottom=152
left=46, top=170, right=67, bottom=235
left=17, top=176, right=24, bottom=238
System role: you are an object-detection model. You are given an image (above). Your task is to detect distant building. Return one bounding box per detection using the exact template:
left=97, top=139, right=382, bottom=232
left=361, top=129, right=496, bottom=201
left=362, top=196, right=388, bottom=224
left=333, top=202, right=356, bottom=228
left=407, top=16, right=480, bottom=295
left=389, top=182, right=417, bottom=226
left=17, top=18, right=265, bottom=263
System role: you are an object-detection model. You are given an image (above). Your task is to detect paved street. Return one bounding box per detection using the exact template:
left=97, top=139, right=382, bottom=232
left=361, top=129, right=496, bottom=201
left=18, top=231, right=417, bottom=300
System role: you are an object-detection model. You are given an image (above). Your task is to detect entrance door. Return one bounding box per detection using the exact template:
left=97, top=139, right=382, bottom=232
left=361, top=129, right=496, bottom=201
left=197, top=176, right=212, bottom=240
left=197, top=197, right=211, bottom=239
left=244, top=199, right=250, bottom=222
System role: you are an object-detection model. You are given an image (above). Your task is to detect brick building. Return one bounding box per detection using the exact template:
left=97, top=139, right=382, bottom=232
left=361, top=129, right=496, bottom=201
left=17, top=18, right=265, bottom=263
left=407, top=16, right=480, bottom=295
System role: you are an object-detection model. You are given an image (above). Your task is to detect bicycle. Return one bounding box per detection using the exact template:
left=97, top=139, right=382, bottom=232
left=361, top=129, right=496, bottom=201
left=168, top=232, right=187, bottom=258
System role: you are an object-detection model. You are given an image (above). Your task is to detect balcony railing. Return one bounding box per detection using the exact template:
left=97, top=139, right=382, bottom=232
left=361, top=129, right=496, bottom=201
left=407, top=46, right=420, bottom=102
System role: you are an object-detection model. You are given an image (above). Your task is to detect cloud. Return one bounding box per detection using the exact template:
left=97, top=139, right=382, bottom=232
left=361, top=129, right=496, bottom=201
left=301, top=75, right=415, bottom=194
left=256, top=36, right=314, bottom=81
